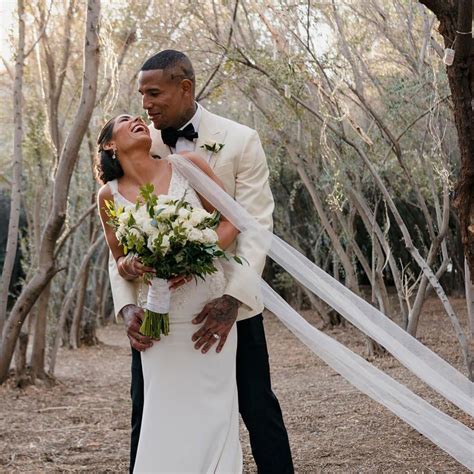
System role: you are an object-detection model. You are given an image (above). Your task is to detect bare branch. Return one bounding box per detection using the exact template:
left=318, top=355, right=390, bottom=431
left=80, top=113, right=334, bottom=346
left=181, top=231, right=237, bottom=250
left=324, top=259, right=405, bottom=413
left=0, top=56, right=14, bottom=80
left=54, top=203, right=97, bottom=258
left=24, top=0, right=54, bottom=58
left=196, top=0, right=240, bottom=101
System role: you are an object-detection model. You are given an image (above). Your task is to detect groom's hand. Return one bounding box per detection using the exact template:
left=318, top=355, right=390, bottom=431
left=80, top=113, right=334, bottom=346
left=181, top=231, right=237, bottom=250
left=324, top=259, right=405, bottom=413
left=121, top=304, right=154, bottom=352
left=192, top=295, right=240, bottom=353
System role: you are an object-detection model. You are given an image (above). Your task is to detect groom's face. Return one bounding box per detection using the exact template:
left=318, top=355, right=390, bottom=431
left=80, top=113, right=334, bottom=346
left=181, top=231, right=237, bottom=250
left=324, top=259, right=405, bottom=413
left=138, top=69, right=193, bottom=130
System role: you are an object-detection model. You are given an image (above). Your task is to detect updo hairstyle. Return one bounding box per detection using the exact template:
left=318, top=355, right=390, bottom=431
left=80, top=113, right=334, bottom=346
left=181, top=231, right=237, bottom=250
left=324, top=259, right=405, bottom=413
left=94, top=116, right=124, bottom=184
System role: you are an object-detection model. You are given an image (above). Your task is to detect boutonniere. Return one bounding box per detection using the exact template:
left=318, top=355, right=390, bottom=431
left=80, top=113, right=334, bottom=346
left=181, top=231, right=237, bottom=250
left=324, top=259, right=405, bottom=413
left=200, top=140, right=225, bottom=153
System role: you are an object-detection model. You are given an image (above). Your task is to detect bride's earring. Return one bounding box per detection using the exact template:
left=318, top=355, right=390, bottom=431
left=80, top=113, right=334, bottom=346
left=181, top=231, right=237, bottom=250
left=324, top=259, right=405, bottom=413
left=112, top=149, right=117, bottom=160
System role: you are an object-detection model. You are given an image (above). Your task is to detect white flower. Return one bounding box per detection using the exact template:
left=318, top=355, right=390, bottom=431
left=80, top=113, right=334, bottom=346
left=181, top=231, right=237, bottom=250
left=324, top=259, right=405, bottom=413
left=118, top=209, right=132, bottom=225
left=201, top=228, right=218, bottom=244
left=182, top=221, right=194, bottom=231
left=160, top=234, right=171, bottom=253
left=171, top=219, right=182, bottom=229
left=147, top=225, right=161, bottom=239
left=173, top=220, right=194, bottom=235
left=132, top=206, right=148, bottom=225
left=189, top=208, right=212, bottom=226
left=147, top=232, right=171, bottom=254
left=145, top=217, right=166, bottom=236
left=147, top=235, right=156, bottom=252
left=156, top=194, right=173, bottom=205
left=131, top=207, right=157, bottom=237
left=157, top=204, right=177, bottom=219
left=187, top=228, right=204, bottom=242
left=155, top=221, right=168, bottom=232
left=129, top=228, right=143, bottom=240
left=128, top=227, right=145, bottom=243
left=178, top=207, right=191, bottom=219
left=116, top=224, right=127, bottom=240
left=200, top=140, right=225, bottom=153
left=154, top=204, right=167, bottom=215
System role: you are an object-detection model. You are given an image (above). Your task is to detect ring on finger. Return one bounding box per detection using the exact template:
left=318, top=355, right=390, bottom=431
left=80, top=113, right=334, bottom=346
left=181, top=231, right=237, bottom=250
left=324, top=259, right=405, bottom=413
left=212, top=333, right=219, bottom=340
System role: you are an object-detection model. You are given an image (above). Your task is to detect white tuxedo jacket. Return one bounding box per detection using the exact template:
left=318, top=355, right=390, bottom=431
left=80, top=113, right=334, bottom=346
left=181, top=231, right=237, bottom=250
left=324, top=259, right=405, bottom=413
left=108, top=106, right=274, bottom=321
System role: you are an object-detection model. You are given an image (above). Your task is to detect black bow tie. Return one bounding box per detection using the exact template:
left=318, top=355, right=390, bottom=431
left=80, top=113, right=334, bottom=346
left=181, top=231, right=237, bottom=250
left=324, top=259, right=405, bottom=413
left=161, top=123, right=199, bottom=148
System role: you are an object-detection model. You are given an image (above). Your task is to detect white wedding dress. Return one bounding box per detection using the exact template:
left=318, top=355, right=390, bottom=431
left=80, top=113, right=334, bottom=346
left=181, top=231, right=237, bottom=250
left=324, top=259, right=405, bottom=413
left=107, top=165, right=242, bottom=474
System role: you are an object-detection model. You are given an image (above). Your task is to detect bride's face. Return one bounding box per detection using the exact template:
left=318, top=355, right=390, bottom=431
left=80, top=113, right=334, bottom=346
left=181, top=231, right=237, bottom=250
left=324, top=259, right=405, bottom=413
left=109, top=114, right=152, bottom=155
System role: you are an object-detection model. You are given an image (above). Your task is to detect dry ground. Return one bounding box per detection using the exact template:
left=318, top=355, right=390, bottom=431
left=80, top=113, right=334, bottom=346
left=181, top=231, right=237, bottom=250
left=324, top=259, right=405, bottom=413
left=0, top=297, right=472, bottom=473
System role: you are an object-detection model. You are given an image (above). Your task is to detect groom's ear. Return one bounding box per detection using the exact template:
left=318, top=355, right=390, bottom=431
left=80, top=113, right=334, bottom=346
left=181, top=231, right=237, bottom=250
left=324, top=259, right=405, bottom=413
left=180, top=78, right=194, bottom=96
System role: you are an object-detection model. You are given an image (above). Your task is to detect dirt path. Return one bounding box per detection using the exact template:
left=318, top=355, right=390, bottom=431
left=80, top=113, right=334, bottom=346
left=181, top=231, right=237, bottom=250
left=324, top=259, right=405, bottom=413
left=0, top=297, right=472, bottom=472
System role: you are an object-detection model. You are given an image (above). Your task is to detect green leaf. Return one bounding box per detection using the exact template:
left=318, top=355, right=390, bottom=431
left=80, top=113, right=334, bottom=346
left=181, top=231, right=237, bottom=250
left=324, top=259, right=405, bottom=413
left=140, top=183, right=155, bottom=200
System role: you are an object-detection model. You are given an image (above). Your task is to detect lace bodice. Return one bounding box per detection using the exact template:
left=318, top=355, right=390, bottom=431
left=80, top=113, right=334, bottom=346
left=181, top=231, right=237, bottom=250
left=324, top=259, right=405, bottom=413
left=107, top=161, right=226, bottom=318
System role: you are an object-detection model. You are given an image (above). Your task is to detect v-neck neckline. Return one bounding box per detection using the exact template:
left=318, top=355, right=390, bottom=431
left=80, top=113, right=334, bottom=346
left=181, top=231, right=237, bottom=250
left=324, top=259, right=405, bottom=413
left=116, top=164, right=174, bottom=205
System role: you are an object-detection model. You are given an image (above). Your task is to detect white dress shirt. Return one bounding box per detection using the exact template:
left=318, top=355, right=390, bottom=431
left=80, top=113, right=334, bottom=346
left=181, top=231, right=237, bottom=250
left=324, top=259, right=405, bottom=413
left=173, top=102, right=203, bottom=155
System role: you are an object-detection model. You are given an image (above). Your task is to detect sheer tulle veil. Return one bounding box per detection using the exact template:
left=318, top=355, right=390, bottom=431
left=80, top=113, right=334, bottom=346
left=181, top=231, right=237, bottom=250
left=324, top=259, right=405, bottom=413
left=169, top=154, right=474, bottom=470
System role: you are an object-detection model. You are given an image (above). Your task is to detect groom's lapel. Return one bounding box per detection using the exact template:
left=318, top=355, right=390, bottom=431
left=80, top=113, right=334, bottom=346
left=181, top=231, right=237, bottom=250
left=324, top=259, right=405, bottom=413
left=196, top=107, right=227, bottom=169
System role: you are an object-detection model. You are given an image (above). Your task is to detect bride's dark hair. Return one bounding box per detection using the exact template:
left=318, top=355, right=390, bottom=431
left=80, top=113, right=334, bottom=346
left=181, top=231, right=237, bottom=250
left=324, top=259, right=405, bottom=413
left=95, top=116, right=124, bottom=184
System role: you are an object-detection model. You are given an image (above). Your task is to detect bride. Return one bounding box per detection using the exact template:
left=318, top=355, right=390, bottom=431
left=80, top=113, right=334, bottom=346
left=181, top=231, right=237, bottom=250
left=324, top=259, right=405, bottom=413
left=95, top=113, right=242, bottom=473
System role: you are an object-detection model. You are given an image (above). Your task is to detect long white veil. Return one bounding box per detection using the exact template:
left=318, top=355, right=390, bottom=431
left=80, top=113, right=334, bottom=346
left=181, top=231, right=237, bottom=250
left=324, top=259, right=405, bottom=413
left=169, top=155, right=473, bottom=470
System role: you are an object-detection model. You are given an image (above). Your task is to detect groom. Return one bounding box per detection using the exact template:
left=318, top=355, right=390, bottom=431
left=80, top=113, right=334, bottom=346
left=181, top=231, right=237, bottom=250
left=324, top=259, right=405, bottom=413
left=108, top=50, right=293, bottom=473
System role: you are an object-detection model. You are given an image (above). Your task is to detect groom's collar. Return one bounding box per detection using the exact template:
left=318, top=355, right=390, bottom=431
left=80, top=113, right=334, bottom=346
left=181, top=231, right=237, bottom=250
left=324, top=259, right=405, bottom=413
left=149, top=104, right=226, bottom=167
left=179, top=102, right=202, bottom=132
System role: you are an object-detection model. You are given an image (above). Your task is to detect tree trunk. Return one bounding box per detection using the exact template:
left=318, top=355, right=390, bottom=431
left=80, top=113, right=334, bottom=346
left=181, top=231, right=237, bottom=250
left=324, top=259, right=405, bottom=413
left=69, top=224, right=98, bottom=349
left=348, top=188, right=409, bottom=326
left=0, top=0, right=101, bottom=385
left=449, top=5, right=474, bottom=282
left=14, top=331, right=29, bottom=388
left=49, top=287, right=76, bottom=375
left=0, top=0, right=25, bottom=336
left=294, top=161, right=359, bottom=292
left=29, top=282, right=51, bottom=380
left=419, top=1, right=474, bottom=281
left=94, top=246, right=109, bottom=324
left=82, top=313, right=99, bottom=346
left=69, top=260, right=91, bottom=349
left=49, top=237, right=103, bottom=374
left=465, top=259, right=474, bottom=339
left=100, top=283, right=111, bottom=324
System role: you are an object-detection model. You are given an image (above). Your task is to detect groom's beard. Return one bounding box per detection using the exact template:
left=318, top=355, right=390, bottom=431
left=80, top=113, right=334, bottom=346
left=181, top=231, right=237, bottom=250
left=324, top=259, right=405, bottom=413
left=150, top=103, right=197, bottom=131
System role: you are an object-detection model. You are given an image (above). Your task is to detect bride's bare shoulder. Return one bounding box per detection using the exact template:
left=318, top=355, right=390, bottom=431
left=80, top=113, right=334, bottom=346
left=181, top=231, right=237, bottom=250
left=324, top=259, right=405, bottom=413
left=97, top=183, right=113, bottom=203
left=177, top=151, right=212, bottom=174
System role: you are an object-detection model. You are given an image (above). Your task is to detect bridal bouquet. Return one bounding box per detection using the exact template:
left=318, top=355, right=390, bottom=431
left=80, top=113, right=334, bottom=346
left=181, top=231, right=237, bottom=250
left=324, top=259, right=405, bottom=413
left=104, top=184, right=240, bottom=338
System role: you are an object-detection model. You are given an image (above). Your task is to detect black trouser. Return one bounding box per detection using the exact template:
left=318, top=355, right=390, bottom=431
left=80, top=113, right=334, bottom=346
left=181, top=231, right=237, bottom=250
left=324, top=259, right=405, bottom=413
left=129, top=314, right=293, bottom=473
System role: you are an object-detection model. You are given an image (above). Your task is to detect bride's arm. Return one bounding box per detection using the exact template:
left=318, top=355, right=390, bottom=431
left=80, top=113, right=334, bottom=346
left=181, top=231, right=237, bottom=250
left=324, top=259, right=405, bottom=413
left=178, top=152, right=239, bottom=250
left=97, top=185, right=125, bottom=261
left=97, top=185, right=154, bottom=280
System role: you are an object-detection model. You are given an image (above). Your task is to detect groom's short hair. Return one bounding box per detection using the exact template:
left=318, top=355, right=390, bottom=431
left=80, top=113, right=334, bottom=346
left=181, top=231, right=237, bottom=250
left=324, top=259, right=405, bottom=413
left=141, top=50, right=195, bottom=89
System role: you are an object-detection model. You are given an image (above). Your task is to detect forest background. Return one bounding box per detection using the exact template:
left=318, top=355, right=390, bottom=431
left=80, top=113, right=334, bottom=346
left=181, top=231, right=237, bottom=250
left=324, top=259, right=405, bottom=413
left=0, top=1, right=473, bottom=470
left=0, top=0, right=474, bottom=472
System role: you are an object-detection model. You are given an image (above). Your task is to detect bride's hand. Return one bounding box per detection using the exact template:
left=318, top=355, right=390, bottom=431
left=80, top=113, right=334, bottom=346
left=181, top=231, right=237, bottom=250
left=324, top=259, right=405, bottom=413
left=168, top=274, right=193, bottom=290
left=117, top=254, right=155, bottom=280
